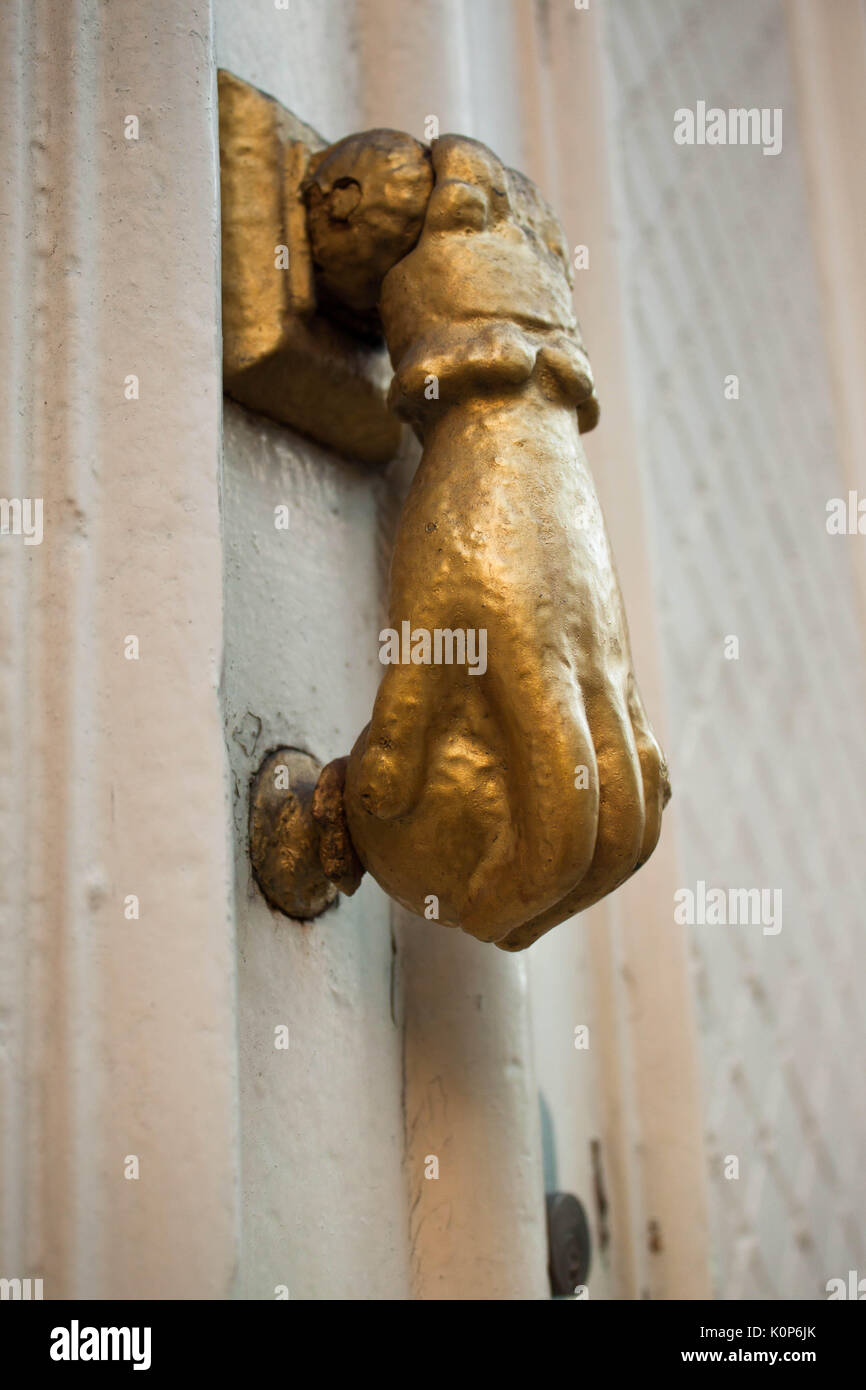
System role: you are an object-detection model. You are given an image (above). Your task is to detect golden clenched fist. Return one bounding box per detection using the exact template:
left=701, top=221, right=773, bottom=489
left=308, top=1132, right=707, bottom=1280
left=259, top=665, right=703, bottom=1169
left=308, top=132, right=669, bottom=949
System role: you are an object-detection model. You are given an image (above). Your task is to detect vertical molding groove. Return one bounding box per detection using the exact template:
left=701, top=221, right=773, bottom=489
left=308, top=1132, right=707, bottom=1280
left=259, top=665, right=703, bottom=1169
left=0, top=0, right=33, bottom=1289
left=0, top=0, right=239, bottom=1298
left=786, top=0, right=866, bottom=646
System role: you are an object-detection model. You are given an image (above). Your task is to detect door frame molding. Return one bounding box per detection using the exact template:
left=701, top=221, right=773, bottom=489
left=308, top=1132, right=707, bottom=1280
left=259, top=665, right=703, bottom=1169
left=0, top=0, right=238, bottom=1298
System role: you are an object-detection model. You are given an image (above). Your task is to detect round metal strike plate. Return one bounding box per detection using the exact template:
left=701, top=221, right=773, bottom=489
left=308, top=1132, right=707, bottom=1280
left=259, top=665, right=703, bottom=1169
left=546, top=1191, right=592, bottom=1297
left=249, top=747, right=338, bottom=920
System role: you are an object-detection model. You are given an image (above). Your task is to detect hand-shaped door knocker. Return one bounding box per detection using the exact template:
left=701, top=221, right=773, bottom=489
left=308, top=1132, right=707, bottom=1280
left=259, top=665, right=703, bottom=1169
left=242, top=113, right=670, bottom=950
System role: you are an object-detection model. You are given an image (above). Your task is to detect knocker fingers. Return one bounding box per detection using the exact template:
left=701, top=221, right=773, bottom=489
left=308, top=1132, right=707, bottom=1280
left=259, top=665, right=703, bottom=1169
left=625, top=674, right=670, bottom=869
left=458, top=631, right=601, bottom=943
left=347, top=657, right=447, bottom=822
left=496, top=679, right=647, bottom=952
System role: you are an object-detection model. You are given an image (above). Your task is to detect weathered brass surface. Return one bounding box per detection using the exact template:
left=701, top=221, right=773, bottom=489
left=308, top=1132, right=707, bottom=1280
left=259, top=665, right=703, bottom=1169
left=311, top=756, right=364, bottom=896
left=304, top=129, right=433, bottom=333
left=234, top=80, right=670, bottom=949
left=249, top=749, right=337, bottom=920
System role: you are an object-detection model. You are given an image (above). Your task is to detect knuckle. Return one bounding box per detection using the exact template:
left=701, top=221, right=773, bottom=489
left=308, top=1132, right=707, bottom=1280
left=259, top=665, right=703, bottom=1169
left=428, top=179, right=488, bottom=232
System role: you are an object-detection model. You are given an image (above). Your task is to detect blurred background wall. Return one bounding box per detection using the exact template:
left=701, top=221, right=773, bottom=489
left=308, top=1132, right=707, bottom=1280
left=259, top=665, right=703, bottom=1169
left=598, top=0, right=866, bottom=1299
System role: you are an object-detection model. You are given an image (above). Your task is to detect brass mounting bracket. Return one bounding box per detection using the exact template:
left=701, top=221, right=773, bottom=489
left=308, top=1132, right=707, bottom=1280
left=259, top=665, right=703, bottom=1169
left=218, top=70, right=401, bottom=464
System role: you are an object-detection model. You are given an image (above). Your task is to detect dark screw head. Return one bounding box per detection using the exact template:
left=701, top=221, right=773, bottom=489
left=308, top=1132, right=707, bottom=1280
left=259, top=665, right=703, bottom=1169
left=546, top=1192, right=592, bottom=1297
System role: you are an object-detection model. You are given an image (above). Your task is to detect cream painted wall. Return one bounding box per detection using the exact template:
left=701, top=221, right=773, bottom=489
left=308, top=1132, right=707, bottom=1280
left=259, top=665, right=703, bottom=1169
left=0, top=0, right=238, bottom=1298
left=599, top=0, right=866, bottom=1299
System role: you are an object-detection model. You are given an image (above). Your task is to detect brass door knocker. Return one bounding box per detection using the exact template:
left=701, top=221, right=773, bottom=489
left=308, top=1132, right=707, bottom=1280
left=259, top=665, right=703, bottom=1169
left=221, top=73, right=670, bottom=950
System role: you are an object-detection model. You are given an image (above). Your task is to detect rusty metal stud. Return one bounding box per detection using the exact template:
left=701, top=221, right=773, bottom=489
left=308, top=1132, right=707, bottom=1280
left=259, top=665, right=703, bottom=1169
left=546, top=1191, right=592, bottom=1297
left=249, top=748, right=337, bottom=920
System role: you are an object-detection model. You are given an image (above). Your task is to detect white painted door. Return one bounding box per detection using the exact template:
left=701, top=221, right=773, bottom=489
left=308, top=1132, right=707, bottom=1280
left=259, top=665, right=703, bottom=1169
left=214, top=0, right=708, bottom=1301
